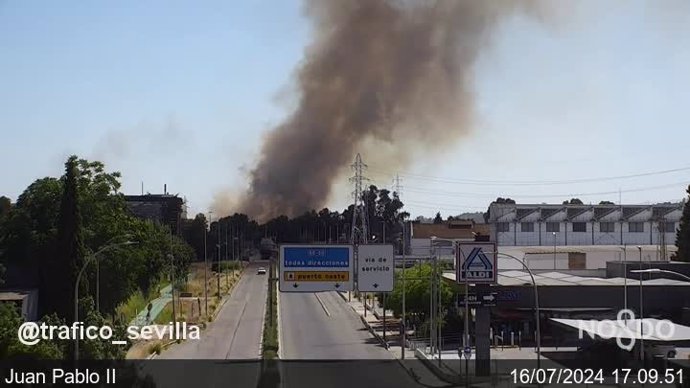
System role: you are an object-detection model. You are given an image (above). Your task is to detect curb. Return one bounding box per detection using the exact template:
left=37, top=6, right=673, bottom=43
left=276, top=279, right=282, bottom=359
left=414, top=349, right=460, bottom=385
left=359, top=315, right=389, bottom=349
left=145, top=339, right=178, bottom=360
left=211, top=270, right=242, bottom=321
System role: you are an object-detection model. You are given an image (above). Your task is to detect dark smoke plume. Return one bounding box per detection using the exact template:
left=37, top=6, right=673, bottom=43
left=239, top=0, right=546, bottom=221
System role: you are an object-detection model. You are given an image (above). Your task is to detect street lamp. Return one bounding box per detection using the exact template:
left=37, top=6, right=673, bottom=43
left=631, top=268, right=690, bottom=281
left=430, top=236, right=456, bottom=366
left=552, top=232, right=557, bottom=270
left=637, top=245, right=643, bottom=362
left=95, top=234, right=133, bottom=313
left=204, top=215, right=209, bottom=319
left=74, top=240, right=137, bottom=360
left=620, top=246, right=627, bottom=313
left=490, top=252, right=541, bottom=369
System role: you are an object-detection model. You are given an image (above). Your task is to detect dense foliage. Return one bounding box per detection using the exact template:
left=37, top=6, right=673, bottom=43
left=0, top=156, right=194, bottom=359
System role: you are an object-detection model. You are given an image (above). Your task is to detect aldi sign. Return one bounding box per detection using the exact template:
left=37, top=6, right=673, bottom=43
left=457, top=242, right=497, bottom=284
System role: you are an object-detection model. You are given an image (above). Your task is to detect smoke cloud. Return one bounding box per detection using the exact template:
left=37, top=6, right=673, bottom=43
left=239, top=0, right=548, bottom=221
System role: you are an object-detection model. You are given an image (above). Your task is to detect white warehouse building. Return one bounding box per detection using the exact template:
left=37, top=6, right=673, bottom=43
left=487, top=202, right=684, bottom=248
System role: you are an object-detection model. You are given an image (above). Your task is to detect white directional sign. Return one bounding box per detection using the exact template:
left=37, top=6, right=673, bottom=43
left=279, top=245, right=354, bottom=292
left=357, top=244, right=394, bottom=292
left=457, top=242, right=497, bottom=284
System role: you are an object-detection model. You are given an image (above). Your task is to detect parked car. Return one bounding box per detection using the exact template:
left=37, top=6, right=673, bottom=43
left=257, top=267, right=267, bottom=275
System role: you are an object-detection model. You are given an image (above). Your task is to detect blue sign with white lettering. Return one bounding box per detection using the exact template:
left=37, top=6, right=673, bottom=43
left=283, top=247, right=350, bottom=268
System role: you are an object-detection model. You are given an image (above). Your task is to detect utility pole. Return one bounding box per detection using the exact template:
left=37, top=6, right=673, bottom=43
left=349, top=153, right=369, bottom=302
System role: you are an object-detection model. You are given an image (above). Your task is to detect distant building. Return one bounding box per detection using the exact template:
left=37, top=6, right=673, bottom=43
left=487, top=202, right=683, bottom=248
left=406, top=219, right=492, bottom=257
left=0, top=289, right=38, bottom=321
left=125, top=194, right=184, bottom=235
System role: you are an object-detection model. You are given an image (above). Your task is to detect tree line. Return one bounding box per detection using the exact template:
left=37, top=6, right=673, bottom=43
left=180, top=185, right=410, bottom=258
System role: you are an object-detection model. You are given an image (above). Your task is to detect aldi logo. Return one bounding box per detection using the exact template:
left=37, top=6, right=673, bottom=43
left=457, top=243, right=497, bottom=284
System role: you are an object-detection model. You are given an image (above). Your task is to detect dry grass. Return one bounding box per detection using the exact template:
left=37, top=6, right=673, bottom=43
left=124, top=263, right=245, bottom=359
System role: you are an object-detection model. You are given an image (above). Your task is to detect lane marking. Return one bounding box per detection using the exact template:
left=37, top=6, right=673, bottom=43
left=314, top=293, right=331, bottom=317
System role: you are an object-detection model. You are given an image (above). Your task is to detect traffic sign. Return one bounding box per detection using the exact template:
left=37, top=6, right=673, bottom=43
left=357, top=244, right=394, bottom=292
left=458, top=292, right=497, bottom=307
left=279, top=245, right=354, bottom=292
left=457, top=242, right=497, bottom=284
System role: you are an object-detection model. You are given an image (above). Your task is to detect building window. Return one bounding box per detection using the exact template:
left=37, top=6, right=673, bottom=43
left=546, top=222, right=560, bottom=233
left=520, top=222, right=534, bottom=232
left=628, top=222, right=644, bottom=233
left=661, top=222, right=676, bottom=233
left=572, top=222, right=586, bottom=232
left=496, top=222, right=509, bottom=232
left=600, top=222, right=615, bottom=233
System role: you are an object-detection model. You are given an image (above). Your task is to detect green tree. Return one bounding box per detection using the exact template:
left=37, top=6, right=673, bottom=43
left=53, top=156, right=86, bottom=321
left=563, top=198, right=583, bottom=205
left=0, top=303, right=63, bottom=359
left=386, top=263, right=454, bottom=328
left=0, top=196, right=10, bottom=218
left=181, top=213, right=207, bottom=260
left=433, top=212, right=443, bottom=224
left=676, top=186, right=690, bottom=262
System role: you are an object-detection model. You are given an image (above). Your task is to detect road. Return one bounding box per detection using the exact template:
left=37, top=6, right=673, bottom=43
left=141, top=262, right=269, bottom=388
left=279, top=291, right=426, bottom=388
left=160, top=261, right=268, bottom=359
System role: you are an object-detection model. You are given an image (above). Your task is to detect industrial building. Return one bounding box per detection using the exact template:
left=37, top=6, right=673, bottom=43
left=487, top=202, right=683, bottom=254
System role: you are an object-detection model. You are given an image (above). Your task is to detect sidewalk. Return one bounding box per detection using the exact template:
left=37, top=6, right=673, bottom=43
left=337, top=292, right=450, bottom=388
left=130, top=284, right=172, bottom=326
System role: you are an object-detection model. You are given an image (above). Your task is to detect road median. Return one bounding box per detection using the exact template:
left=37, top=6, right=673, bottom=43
left=261, top=262, right=279, bottom=359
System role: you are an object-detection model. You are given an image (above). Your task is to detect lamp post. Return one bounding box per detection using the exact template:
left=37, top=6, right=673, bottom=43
left=491, top=252, right=541, bottom=369
left=620, top=246, right=627, bottom=314
left=631, top=268, right=690, bottom=281
left=401, top=229, right=407, bottom=360
left=74, top=240, right=136, bottom=360
left=95, top=234, right=132, bottom=313
left=637, top=245, right=643, bottom=362
left=204, top=213, right=209, bottom=319
left=217, top=221, right=221, bottom=297
left=430, top=236, right=455, bottom=366
left=552, top=232, right=557, bottom=270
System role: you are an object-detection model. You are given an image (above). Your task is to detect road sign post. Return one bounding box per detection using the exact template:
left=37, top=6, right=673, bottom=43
left=357, top=244, right=395, bottom=292
left=457, top=242, right=496, bottom=381
left=279, top=245, right=354, bottom=292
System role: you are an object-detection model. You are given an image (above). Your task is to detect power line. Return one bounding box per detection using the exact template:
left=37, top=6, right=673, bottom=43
left=368, top=165, right=690, bottom=186
left=402, top=180, right=689, bottom=199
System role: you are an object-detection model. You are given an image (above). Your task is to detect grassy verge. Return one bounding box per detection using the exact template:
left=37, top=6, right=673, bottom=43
left=261, top=266, right=278, bottom=359
left=115, top=280, right=167, bottom=323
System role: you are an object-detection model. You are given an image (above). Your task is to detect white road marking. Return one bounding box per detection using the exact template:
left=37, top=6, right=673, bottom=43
left=313, top=293, right=331, bottom=317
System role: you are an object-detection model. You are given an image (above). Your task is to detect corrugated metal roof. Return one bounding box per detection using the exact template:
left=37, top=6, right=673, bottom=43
left=442, top=270, right=690, bottom=287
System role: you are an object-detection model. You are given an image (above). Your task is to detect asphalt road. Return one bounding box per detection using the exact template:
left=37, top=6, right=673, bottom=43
left=279, top=291, right=425, bottom=388
left=160, top=261, right=269, bottom=359
left=280, top=291, right=393, bottom=359
left=138, top=262, right=269, bottom=387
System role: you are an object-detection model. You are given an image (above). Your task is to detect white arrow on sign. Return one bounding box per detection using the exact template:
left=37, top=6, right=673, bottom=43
left=482, top=294, right=495, bottom=302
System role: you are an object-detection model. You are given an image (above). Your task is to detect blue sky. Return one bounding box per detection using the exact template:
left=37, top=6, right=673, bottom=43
left=1, top=1, right=689, bottom=218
